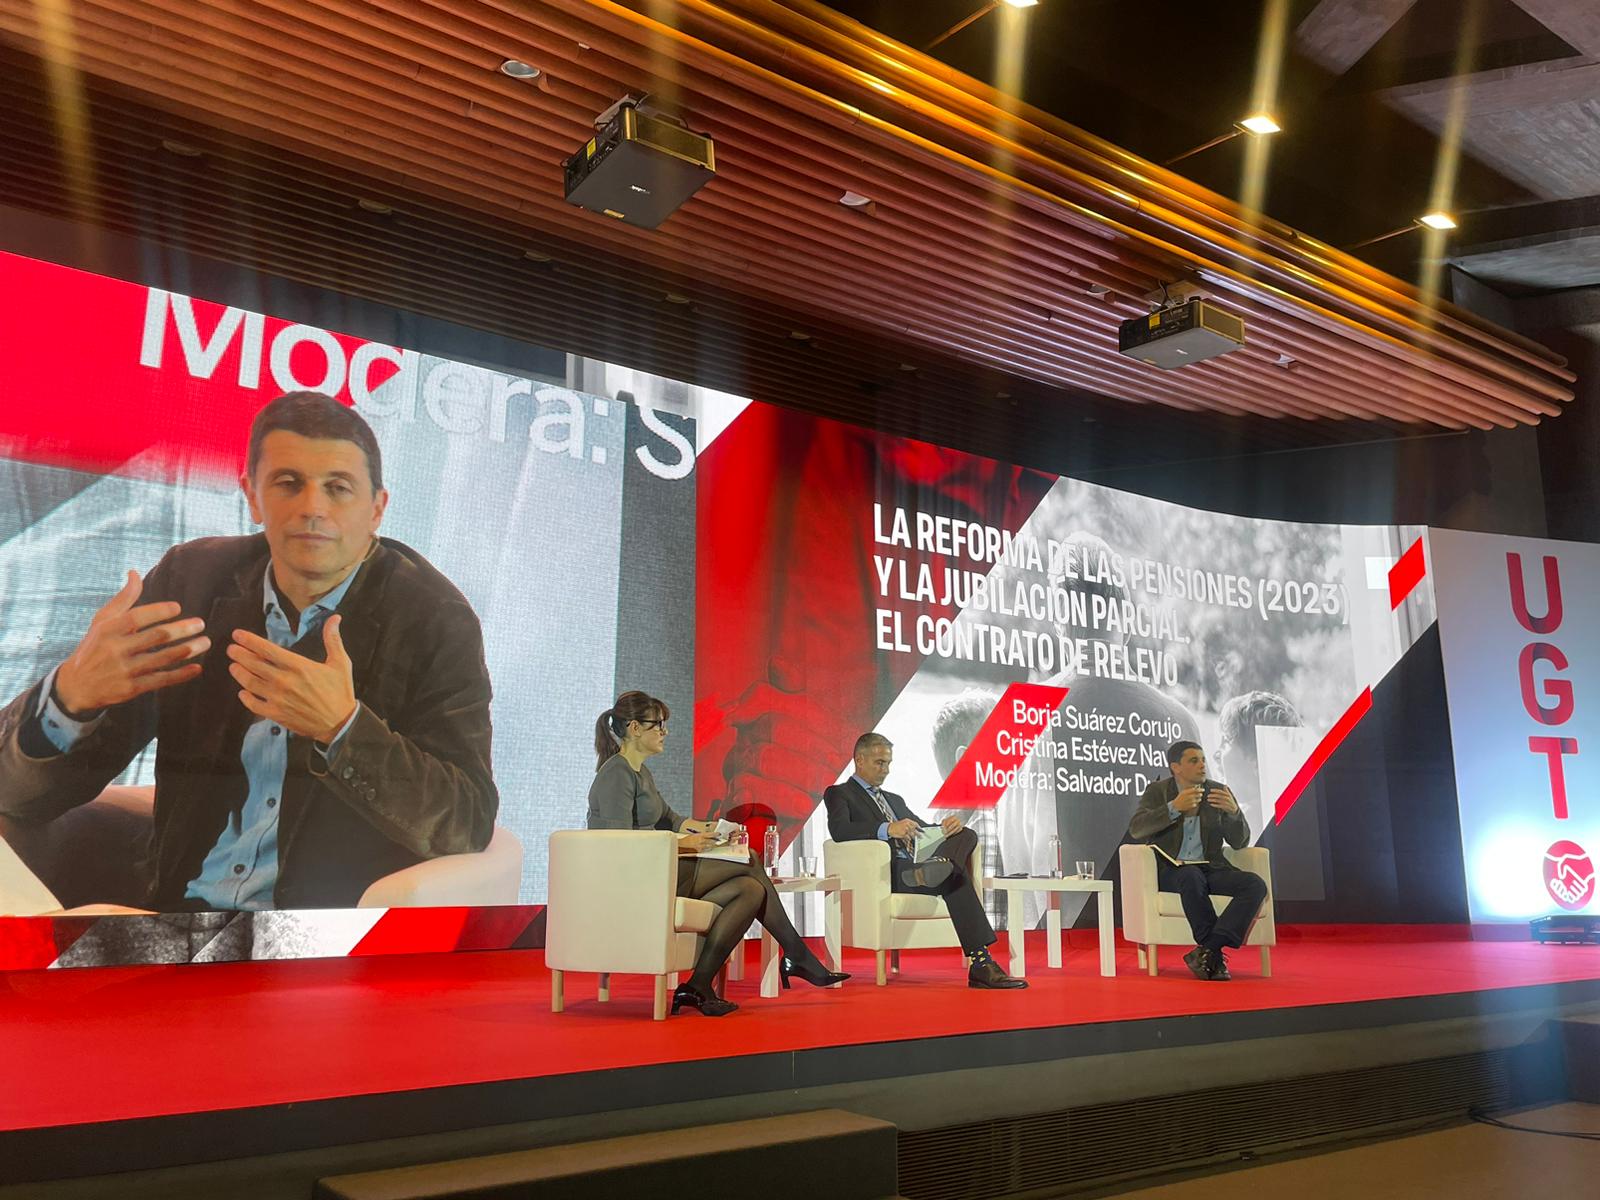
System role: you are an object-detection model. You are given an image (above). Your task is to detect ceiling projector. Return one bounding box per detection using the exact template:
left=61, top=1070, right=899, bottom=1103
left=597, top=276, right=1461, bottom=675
left=1118, top=299, right=1245, bottom=368
left=563, top=100, right=715, bottom=230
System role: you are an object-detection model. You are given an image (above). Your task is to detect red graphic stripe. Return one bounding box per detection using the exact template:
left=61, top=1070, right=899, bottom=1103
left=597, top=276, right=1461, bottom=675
left=1388, top=537, right=1427, bottom=609
left=929, top=683, right=1070, bottom=810
left=1274, top=687, right=1373, bottom=824
left=0, top=916, right=96, bottom=971
left=349, top=907, right=474, bottom=956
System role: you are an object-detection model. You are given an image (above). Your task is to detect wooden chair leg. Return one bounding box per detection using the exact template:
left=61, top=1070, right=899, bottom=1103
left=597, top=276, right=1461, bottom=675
left=597, top=972, right=610, bottom=1002
left=1136, top=946, right=1146, bottom=971
left=1146, top=945, right=1159, bottom=977
left=1260, top=945, right=1272, bottom=978
left=875, top=950, right=888, bottom=986
left=653, top=975, right=670, bottom=1021
left=551, top=969, right=565, bottom=1013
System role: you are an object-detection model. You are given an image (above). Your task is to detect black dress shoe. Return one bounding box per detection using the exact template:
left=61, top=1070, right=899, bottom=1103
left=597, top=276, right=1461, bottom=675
left=1183, top=946, right=1214, bottom=980
left=1208, top=950, right=1232, bottom=981
left=968, top=953, right=1028, bottom=989
left=779, top=955, right=851, bottom=989
left=671, top=982, right=738, bottom=1016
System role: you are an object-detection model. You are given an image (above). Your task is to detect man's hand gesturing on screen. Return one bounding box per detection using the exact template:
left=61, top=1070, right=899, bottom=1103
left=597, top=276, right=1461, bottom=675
left=227, top=616, right=357, bottom=743
left=55, top=571, right=209, bottom=716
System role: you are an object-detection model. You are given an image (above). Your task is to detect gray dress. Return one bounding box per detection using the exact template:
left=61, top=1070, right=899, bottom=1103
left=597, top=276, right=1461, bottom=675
left=586, top=754, right=686, bottom=833
left=586, top=754, right=718, bottom=895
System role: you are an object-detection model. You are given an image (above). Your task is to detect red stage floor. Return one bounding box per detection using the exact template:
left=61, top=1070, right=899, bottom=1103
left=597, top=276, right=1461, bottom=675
left=2, top=927, right=1598, bottom=1133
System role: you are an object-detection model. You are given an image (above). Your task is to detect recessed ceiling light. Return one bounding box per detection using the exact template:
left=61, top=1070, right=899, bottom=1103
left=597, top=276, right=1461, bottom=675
left=1238, top=114, right=1282, bottom=136
left=664, top=292, right=691, bottom=304
left=1418, top=211, right=1458, bottom=230
left=839, top=191, right=877, bottom=214
left=789, top=330, right=813, bottom=341
left=160, top=138, right=204, bottom=158
left=499, top=60, right=541, bottom=80
left=999, top=0, right=1040, bottom=8
left=1085, top=283, right=1112, bottom=298
left=357, top=198, right=394, bottom=215
left=1275, top=353, right=1296, bottom=368
left=899, top=362, right=918, bottom=372
left=522, top=249, right=554, bottom=262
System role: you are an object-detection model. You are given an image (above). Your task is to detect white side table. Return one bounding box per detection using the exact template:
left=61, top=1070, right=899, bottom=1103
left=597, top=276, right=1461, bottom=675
left=756, top=875, right=845, bottom=998
left=984, top=876, right=1116, bottom=979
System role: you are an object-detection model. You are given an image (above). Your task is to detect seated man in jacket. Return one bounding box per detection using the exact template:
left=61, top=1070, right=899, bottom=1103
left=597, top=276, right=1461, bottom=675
left=1127, top=740, right=1266, bottom=981
left=0, top=391, right=497, bottom=911
left=824, top=732, right=1025, bottom=989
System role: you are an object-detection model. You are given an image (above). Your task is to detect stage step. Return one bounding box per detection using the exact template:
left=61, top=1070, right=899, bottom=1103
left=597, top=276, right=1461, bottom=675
left=1559, top=1014, right=1600, bottom=1102
left=315, top=1109, right=900, bottom=1200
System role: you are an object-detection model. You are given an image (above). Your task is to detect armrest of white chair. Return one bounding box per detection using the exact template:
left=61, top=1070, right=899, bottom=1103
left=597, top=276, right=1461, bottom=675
left=824, top=838, right=892, bottom=947
left=357, top=826, right=524, bottom=908
left=1117, top=843, right=1161, bottom=944
left=546, top=830, right=679, bottom=974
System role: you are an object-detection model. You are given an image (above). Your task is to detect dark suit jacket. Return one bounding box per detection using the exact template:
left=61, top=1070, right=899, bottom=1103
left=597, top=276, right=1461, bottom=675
left=1126, top=777, right=1250, bottom=867
left=0, top=534, right=497, bottom=909
left=824, top=779, right=926, bottom=852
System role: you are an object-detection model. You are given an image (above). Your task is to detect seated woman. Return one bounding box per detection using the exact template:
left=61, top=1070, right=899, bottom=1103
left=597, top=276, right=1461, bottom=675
left=587, top=690, right=849, bottom=1016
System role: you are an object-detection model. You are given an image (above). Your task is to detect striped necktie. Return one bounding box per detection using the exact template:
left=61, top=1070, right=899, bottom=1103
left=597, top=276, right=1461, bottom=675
left=867, top=785, right=895, bottom=824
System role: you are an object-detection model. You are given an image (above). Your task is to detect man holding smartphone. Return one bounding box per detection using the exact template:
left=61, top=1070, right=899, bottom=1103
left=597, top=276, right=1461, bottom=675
left=1127, top=740, right=1267, bottom=981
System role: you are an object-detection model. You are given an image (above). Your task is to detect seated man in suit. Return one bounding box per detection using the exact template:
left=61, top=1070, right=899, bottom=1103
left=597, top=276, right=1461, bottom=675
left=824, top=732, right=1026, bottom=989
left=0, top=391, right=497, bottom=911
left=1127, top=740, right=1267, bottom=981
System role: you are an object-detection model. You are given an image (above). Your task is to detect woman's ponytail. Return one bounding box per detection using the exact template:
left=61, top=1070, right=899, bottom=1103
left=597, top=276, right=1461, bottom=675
left=593, top=691, right=671, bottom=770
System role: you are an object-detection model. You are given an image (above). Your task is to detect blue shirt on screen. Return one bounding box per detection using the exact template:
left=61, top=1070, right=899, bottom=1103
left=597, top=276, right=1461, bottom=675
left=39, top=565, right=363, bottom=909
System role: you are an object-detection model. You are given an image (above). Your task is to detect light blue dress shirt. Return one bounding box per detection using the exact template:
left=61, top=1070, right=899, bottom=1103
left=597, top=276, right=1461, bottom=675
left=1166, top=797, right=1206, bottom=863
left=852, top=773, right=894, bottom=844
left=39, top=565, right=363, bottom=909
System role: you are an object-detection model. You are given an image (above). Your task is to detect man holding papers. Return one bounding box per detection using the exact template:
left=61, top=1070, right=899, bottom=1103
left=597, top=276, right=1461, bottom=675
left=824, top=733, right=1026, bottom=989
left=1126, top=740, right=1268, bottom=982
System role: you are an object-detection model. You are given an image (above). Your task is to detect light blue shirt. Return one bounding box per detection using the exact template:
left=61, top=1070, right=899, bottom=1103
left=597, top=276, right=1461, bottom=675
left=852, top=773, right=894, bottom=844
left=39, top=565, right=363, bottom=909
left=1166, top=797, right=1206, bottom=863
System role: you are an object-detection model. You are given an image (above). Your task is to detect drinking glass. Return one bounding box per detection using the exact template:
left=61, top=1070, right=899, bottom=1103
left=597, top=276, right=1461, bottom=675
left=798, top=856, right=818, bottom=878
left=1075, top=860, right=1096, bottom=880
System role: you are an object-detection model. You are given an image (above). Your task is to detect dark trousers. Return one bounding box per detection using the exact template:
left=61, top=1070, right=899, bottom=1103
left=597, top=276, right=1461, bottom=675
left=890, top=827, right=995, bottom=955
left=1156, top=859, right=1268, bottom=951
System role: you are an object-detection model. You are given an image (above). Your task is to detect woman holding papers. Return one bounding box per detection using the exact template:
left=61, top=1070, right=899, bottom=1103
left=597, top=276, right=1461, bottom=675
left=588, top=691, right=848, bottom=1016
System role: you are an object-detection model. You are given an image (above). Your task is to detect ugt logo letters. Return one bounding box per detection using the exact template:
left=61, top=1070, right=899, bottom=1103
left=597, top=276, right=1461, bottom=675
left=1509, top=552, right=1593, bottom=910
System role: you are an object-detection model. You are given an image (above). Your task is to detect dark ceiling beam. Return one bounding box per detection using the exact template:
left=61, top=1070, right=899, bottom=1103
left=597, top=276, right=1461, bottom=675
left=1380, top=54, right=1600, bottom=117
left=1293, top=0, right=1420, bottom=75
left=1379, top=57, right=1600, bottom=201
left=1510, top=1, right=1600, bottom=58
left=1515, top=284, right=1600, bottom=332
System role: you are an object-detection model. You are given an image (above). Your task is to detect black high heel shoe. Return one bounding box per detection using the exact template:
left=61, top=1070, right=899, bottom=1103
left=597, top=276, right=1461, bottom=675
left=670, top=982, right=738, bottom=1016
left=779, top=955, right=852, bottom=989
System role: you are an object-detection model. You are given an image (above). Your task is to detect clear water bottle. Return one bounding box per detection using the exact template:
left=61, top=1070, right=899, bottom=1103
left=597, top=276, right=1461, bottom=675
left=1047, top=833, right=1062, bottom=878
left=763, top=825, right=781, bottom=878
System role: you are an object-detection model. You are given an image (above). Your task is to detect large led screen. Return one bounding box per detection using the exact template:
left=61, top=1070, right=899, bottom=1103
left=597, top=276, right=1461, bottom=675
left=0, top=249, right=697, bottom=921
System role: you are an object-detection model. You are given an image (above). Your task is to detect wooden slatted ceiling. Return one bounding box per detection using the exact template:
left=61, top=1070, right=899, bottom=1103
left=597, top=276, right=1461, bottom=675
left=0, top=0, right=1575, bottom=431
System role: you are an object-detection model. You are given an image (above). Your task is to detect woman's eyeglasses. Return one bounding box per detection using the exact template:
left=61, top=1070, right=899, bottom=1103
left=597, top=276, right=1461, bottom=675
left=637, top=719, right=669, bottom=733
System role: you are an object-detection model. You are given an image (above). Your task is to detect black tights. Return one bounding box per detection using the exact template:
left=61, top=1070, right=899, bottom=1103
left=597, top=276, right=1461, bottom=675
left=681, top=855, right=822, bottom=992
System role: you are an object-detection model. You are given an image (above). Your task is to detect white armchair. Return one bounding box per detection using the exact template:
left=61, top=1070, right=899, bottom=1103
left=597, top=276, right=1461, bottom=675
left=823, top=837, right=982, bottom=985
left=545, top=830, right=721, bottom=1020
left=357, top=826, right=524, bottom=907
left=1117, top=844, right=1275, bottom=977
